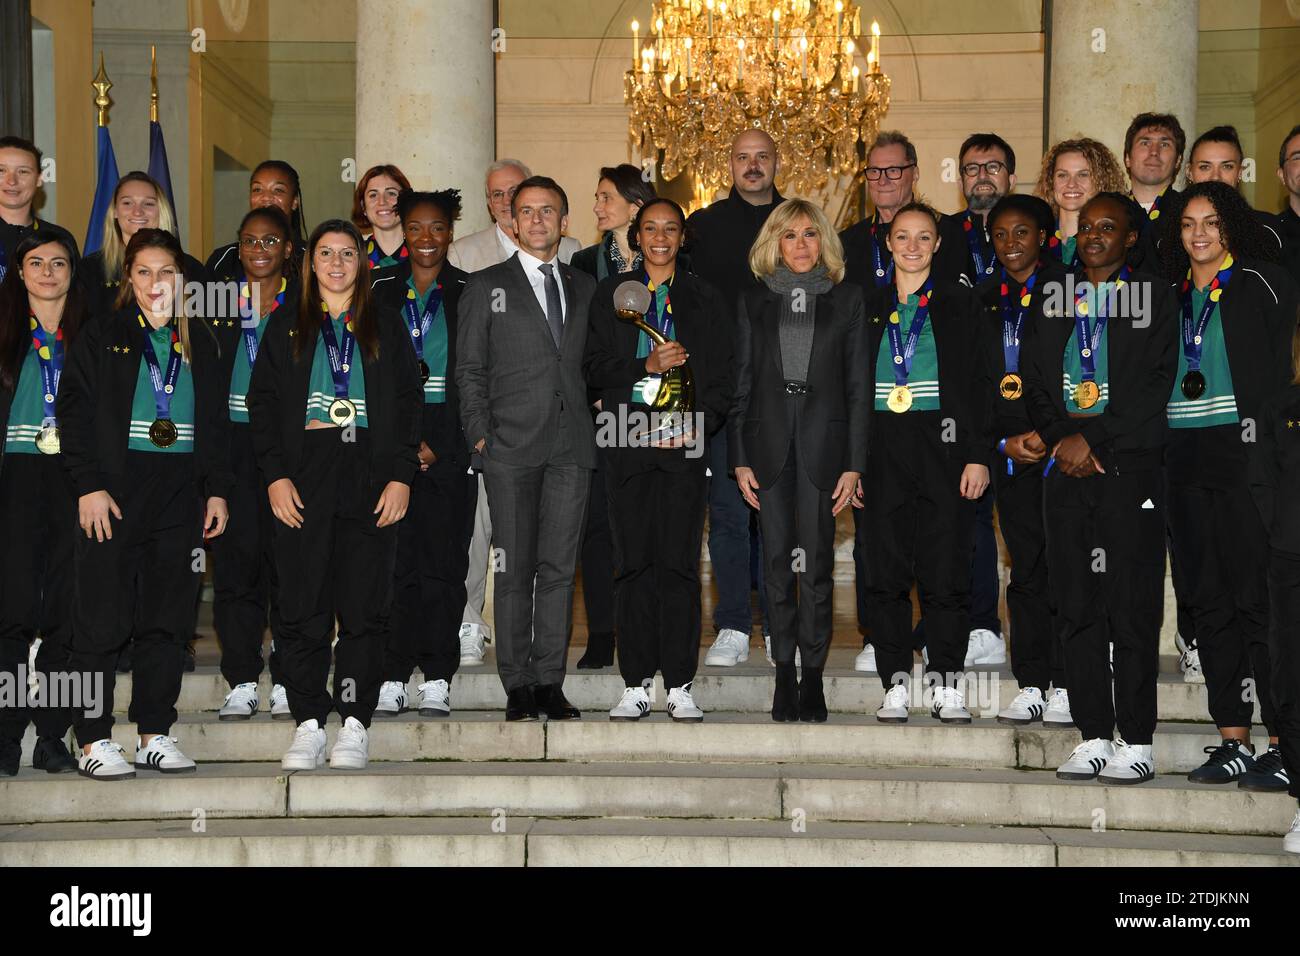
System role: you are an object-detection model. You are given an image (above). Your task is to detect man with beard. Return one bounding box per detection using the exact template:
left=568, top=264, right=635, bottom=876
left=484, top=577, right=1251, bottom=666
left=935, top=133, right=1018, bottom=288
left=1124, top=113, right=1185, bottom=271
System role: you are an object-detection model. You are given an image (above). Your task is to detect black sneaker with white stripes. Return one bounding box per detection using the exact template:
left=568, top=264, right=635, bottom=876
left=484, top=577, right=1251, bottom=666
left=1238, top=745, right=1290, bottom=792
left=1187, top=738, right=1255, bottom=785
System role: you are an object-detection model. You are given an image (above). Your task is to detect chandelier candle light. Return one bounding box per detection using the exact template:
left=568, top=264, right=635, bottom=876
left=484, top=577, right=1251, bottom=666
left=625, top=0, right=891, bottom=200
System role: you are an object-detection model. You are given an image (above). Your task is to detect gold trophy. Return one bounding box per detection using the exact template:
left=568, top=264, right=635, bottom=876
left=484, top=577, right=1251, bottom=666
left=614, top=280, right=695, bottom=444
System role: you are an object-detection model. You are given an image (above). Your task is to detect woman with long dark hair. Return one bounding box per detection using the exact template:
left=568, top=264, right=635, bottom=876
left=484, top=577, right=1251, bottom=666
left=80, top=171, right=207, bottom=316
left=0, top=226, right=86, bottom=775
left=59, top=228, right=231, bottom=779
left=585, top=197, right=733, bottom=720
left=211, top=206, right=298, bottom=721
left=247, top=219, right=421, bottom=771
left=205, top=160, right=308, bottom=282
left=1159, top=180, right=1296, bottom=788
left=732, top=198, right=869, bottom=722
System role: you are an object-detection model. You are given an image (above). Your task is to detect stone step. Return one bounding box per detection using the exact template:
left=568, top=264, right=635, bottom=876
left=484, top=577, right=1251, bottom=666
left=19, top=711, right=1272, bottom=773
left=101, top=664, right=1232, bottom=722
left=2, top=815, right=1293, bottom=867
left=2, top=761, right=1293, bottom=838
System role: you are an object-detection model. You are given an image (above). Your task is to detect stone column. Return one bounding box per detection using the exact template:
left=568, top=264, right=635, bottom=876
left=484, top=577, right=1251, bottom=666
left=354, top=0, right=495, bottom=234
left=1048, top=0, right=1199, bottom=161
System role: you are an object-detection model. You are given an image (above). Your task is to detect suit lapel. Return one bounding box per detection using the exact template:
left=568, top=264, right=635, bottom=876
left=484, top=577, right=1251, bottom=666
left=507, top=254, right=555, bottom=347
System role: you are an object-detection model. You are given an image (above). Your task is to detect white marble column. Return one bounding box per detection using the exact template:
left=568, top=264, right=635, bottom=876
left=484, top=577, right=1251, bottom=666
left=354, top=0, right=495, bottom=234
left=1048, top=0, right=1199, bottom=162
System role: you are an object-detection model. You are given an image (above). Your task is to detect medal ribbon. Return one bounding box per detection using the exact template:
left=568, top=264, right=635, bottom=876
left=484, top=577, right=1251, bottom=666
left=30, top=316, right=63, bottom=423
left=238, top=277, right=286, bottom=368
left=138, top=314, right=182, bottom=421
left=963, top=211, right=994, bottom=278
left=366, top=236, right=409, bottom=269
left=1179, top=255, right=1234, bottom=374
left=1072, top=266, right=1130, bottom=386
left=637, top=271, right=675, bottom=358
left=1000, top=267, right=1040, bottom=376
left=319, top=309, right=356, bottom=400
left=886, top=276, right=935, bottom=387
left=404, top=281, right=444, bottom=363
left=871, top=217, right=895, bottom=287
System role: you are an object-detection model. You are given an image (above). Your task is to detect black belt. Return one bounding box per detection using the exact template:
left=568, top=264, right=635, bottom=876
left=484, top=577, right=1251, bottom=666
left=784, top=381, right=808, bottom=395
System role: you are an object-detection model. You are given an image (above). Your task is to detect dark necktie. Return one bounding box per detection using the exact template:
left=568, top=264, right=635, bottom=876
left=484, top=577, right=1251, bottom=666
left=538, top=262, right=564, bottom=348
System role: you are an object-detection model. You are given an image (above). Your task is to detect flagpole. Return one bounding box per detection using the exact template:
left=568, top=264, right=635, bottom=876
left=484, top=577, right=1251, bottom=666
left=92, top=52, right=112, bottom=127
left=150, top=45, right=159, bottom=124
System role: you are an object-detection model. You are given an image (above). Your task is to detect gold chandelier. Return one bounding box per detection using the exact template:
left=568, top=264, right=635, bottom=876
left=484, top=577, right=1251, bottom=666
left=624, top=0, right=891, bottom=202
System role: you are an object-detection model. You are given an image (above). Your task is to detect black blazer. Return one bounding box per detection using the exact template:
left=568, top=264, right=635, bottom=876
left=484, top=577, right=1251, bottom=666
left=1021, top=266, right=1179, bottom=470
left=1249, top=383, right=1300, bottom=554
left=584, top=269, right=733, bottom=471
left=976, top=259, right=1071, bottom=465
left=245, top=301, right=423, bottom=488
left=57, top=305, right=233, bottom=499
left=863, top=278, right=988, bottom=468
left=80, top=250, right=209, bottom=320
left=728, top=280, right=869, bottom=490
left=209, top=277, right=302, bottom=421
left=371, top=261, right=470, bottom=461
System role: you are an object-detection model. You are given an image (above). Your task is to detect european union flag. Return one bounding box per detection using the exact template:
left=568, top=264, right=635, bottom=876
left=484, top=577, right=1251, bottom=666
left=84, top=125, right=119, bottom=255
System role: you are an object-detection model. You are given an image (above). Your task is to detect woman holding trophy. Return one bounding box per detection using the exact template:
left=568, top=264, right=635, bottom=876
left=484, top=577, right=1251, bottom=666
left=583, top=197, right=733, bottom=722
left=730, top=199, right=870, bottom=723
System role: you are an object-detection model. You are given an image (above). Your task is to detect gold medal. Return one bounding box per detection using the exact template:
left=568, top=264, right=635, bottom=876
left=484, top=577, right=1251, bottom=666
left=999, top=373, right=1023, bottom=401
left=1074, top=380, right=1100, bottom=409
left=35, top=424, right=61, bottom=455
left=149, top=419, right=178, bottom=448
left=886, top=385, right=913, bottom=414
left=328, top=398, right=358, bottom=426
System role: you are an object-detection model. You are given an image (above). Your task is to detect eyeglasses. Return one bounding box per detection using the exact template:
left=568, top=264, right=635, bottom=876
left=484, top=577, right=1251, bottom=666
left=960, top=160, right=1006, bottom=177
left=239, top=236, right=283, bottom=251
left=488, top=188, right=519, bottom=202
left=865, top=163, right=916, bottom=181
left=314, top=247, right=358, bottom=262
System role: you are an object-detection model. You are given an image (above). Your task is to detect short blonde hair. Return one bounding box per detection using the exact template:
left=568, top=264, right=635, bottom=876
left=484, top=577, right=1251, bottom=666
left=749, top=198, right=845, bottom=282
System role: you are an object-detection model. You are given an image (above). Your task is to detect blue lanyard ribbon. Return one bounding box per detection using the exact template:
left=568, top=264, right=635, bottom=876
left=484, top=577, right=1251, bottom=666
left=238, top=278, right=286, bottom=368
left=1000, top=267, right=1040, bottom=375
left=138, top=315, right=182, bottom=420
left=319, top=310, right=356, bottom=399
left=870, top=217, right=895, bottom=287
left=963, top=212, right=994, bottom=279
left=1073, top=266, right=1130, bottom=384
left=31, top=318, right=62, bottom=422
left=886, top=277, right=935, bottom=386
left=1179, top=256, right=1234, bottom=373
left=404, top=282, right=443, bottom=362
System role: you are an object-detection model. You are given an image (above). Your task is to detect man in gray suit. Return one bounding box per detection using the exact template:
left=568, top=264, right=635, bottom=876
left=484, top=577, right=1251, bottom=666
left=456, top=176, right=597, bottom=721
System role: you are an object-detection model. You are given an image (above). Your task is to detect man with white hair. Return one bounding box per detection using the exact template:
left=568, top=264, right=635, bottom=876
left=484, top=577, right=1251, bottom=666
left=443, top=159, right=580, bottom=678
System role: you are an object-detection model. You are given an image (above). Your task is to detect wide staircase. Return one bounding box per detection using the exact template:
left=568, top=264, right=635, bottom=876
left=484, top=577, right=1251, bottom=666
left=3, top=649, right=1296, bottom=866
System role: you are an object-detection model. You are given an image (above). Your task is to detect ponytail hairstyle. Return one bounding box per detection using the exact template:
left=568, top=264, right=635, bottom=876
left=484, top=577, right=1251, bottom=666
left=0, top=226, right=87, bottom=391
left=116, top=228, right=213, bottom=364
left=295, top=219, right=378, bottom=362
left=100, top=171, right=178, bottom=284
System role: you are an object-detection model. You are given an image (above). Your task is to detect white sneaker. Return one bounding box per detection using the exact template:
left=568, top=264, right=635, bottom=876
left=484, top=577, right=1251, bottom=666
left=417, top=679, right=451, bottom=717
left=704, top=628, right=750, bottom=666
left=330, top=716, right=369, bottom=770
left=762, top=634, right=800, bottom=668
left=1182, top=648, right=1205, bottom=684
left=1099, top=738, right=1155, bottom=785
left=459, top=623, right=489, bottom=666
left=135, top=735, right=196, bottom=773
left=281, top=719, right=326, bottom=770
left=1284, top=810, right=1300, bottom=855
left=997, top=686, right=1045, bottom=725
left=965, top=628, right=1007, bottom=666
left=1057, top=737, right=1115, bottom=780
left=667, top=683, right=704, bottom=722
left=876, top=684, right=910, bottom=723
left=270, top=683, right=292, bottom=720
left=375, top=680, right=407, bottom=717
left=1043, top=687, right=1074, bottom=727
left=78, top=739, right=136, bottom=780
left=218, top=681, right=259, bottom=721
left=854, top=644, right=877, bottom=672
left=930, top=685, right=971, bottom=723
left=609, top=686, right=651, bottom=721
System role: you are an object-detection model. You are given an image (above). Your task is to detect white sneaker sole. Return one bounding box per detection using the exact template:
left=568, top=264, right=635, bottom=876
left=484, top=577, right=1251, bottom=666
left=419, top=705, right=451, bottom=718
left=932, top=710, right=972, bottom=725
left=609, top=711, right=649, bottom=721
left=218, top=708, right=257, bottom=721
left=1099, top=770, right=1155, bottom=786
left=281, top=750, right=325, bottom=771
left=669, top=711, right=704, bottom=723
left=996, top=710, right=1042, bottom=726
left=704, top=653, right=747, bottom=667
left=78, top=767, right=136, bottom=781
left=135, top=760, right=196, bottom=774
left=374, top=704, right=406, bottom=718
left=329, top=753, right=368, bottom=770
left=460, top=656, right=485, bottom=666
left=876, top=711, right=909, bottom=724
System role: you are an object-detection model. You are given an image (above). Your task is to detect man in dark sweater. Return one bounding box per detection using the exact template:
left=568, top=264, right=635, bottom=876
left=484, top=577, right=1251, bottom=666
left=685, top=128, right=784, bottom=666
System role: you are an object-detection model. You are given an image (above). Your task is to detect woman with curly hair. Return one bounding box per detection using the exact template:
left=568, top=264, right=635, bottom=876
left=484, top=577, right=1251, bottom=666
left=1160, top=181, right=1297, bottom=789
left=1033, top=138, right=1128, bottom=268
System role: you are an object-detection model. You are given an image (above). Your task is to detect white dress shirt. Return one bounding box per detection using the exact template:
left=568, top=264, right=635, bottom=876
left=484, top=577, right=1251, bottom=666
left=515, top=247, right=567, bottom=323
left=494, top=222, right=517, bottom=259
